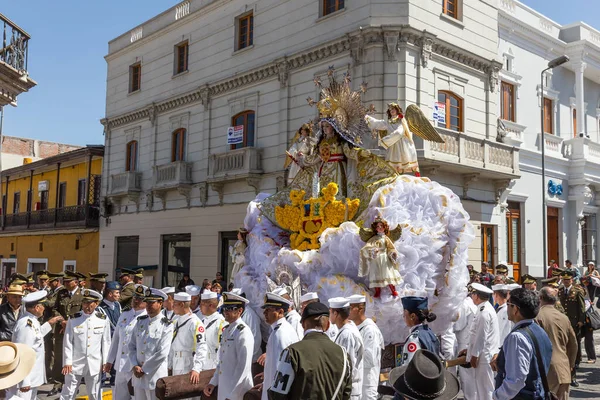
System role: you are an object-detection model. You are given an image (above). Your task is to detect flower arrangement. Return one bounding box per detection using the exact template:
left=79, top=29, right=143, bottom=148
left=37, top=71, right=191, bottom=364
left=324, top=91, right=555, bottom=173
left=275, top=183, right=360, bottom=251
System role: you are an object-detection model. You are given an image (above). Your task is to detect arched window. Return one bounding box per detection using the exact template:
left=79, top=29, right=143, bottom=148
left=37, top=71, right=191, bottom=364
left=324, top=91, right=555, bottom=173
left=172, top=129, right=186, bottom=162
left=231, top=111, right=255, bottom=150
left=437, top=91, right=463, bottom=132
left=126, top=140, right=138, bottom=171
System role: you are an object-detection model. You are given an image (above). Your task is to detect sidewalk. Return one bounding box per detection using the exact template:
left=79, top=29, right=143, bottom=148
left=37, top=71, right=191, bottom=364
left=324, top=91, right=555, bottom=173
left=570, top=328, right=600, bottom=398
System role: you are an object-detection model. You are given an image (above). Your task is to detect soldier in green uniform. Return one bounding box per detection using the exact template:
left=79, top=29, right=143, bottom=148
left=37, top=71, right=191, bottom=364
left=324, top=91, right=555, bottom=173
left=133, top=269, right=144, bottom=285
left=36, top=270, right=50, bottom=291
left=48, top=271, right=85, bottom=396
left=89, top=272, right=108, bottom=293
left=541, top=278, right=566, bottom=314
left=43, top=271, right=65, bottom=383
left=558, top=270, right=586, bottom=387
left=268, top=302, right=352, bottom=400
left=118, top=268, right=136, bottom=311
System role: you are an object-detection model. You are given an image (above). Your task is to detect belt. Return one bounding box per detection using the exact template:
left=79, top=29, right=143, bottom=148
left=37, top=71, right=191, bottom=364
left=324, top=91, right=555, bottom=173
left=173, top=351, right=193, bottom=357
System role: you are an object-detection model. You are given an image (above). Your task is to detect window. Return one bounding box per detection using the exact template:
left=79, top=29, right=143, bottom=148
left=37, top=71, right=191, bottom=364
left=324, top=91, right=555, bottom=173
left=572, top=108, right=577, bottom=137
left=126, top=140, right=138, bottom=171
left=323, top=0, right=344, bottom=16
left=437, top=91, right=463, bottom=132
left=582, top=214, right=597, bottom=265
left=1, top=260, right=16, bottom=288
left=230, top=111, right=255, bottom=149
left=220, top=231, right=238, bottom=282
left=91, top=175, right=101, bottom=207
left=481, top=224, right=495, bottom=267
left=77, top=179, right=86, bottom=206
left=171, top=129, right=186, bottom=162
left=237, top=13, right=254, bottom=50
left=129, top=63, right=141, bottom=93
left=505, top=202, right=521, bottom=281
left=116, top=236, right=139, bottom=273
left=547, top=207, right=559, bottom=264
left=26, top=190, right=32, bottom=212
left=58, top=182, right=67, bottom=209
left=12, top=192, right=20, bottom=214
left=174, top=41, right=189, bottom=75
left=162, top=233, right=191, bottom=287
left=501, top=82, right=515, bottom=122
left=505, top=57, right=512, bottom=72
left=63, top=260, right=76, bottom=273
left=543, top=98, right=553, bottom=134
left=442, top=0, right=458, bottom=19
left=40, top=190, right=49, bottom=210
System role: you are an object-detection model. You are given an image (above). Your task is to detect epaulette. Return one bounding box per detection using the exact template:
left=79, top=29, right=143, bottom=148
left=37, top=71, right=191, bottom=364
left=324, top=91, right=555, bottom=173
left=74, top=312, right=82, bottom=318
left=273, top=324, right=281, bottom=332
left=237, top=324, right=245, bottom=331
left=95, top=312, right=106, bottom=319
left=479, top=305, right=485, bottom=311
left=138, top=315, right=149, bottom=320
left=26, top=319, right=33, bottom=327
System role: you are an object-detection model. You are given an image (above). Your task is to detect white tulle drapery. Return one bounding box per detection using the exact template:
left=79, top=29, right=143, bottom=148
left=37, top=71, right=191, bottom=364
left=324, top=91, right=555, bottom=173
left=235, top=175, right=474, bottom=344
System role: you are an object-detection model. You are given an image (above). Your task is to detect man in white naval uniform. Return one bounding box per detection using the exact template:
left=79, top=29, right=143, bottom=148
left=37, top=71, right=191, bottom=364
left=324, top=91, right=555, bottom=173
left=454, top=291, right=478, bottom=400
left=467, top=283, right=499, bottom=400
left=161, top=287, right=177, bottom=322
left=7, top=290, right=63, bottom=400
left=300, top=292, right=338, bottom=340
left=329, top=297, right=364, bottom=400
left=348, top=294, right=384, bottom=400
left=199, top=290, right=228, bottom=369
left=104, top=284, right=147, bottom=400
left=128, top=288, right=174, bottom=400
left=60, top=290, right=111, bottom=400
left=492, top=284, right=513, bottom=346
left=231, top=288, right=262, bottom=362
left=256, top=292, right=300, bottom=400
left=273, top=287, right=303, bottom=339
left=168, top=292, right=207, bottom=382
left=186, top=285, right=203, bottom=319
left=204, top=292, right=254, bottom=400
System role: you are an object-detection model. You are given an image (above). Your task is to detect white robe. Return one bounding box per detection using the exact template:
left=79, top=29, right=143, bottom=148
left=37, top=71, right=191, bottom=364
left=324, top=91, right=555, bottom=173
left=261, top=318, right=300, bottom=400
left=334, top=321, right=364, bottom=399
left=357, top=319, right=384, bottom=400
left=365, top=115, right=419, bottom=173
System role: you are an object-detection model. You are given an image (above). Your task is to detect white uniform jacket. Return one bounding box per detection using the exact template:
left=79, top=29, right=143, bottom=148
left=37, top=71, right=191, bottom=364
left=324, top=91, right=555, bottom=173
left=168, top=313, right=207, bottom=374
left=285, top=309, right=303, bottom=340
left=202, top=312, right=228, bottom=370
left=107, top=309, right=146, bottom=373
left=467, top=301, right=499, bottom=364
left=63, top=311, right=111, bottom=376
left=496, top=303, right=513, bottom=347
left=454, top=297, right=477, bottom=353
left=242, top=306, right=263, bottom=362
left=209, top=318, right=254, bottom=400
left=262, top=318, right=300, bottom=400
left=12, top=311, right=52, bottom=388
left=335, top=321, right=364, bottom=399
left=128, top=313, right=174, bottom=390
left=325, top=322, right=338, bottom=341
left=357, top=319, right=384, bottom=400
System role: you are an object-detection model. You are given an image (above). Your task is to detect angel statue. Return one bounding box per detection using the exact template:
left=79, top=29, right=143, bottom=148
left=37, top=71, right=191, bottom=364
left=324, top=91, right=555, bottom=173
left=358, top=216, right=403, bottom=298
left=364, top=102, right=444, bottom=175
left=229, top=227, right=248, bottom=283
left=284, top=123, right=315, bottom=185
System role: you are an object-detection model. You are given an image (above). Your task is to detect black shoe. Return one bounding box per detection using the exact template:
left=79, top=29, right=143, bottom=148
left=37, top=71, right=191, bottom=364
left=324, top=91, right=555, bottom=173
left=47, top=388, right=60, bottom=396
left=570, top=380, right=579, bottom=387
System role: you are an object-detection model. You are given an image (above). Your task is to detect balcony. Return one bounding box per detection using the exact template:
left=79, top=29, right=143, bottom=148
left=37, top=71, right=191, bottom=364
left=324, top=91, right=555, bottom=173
left=1, top=205, right=100, bottom=232
left=208, top=147, right=263, bottom=200
left=152, top=161, right=192, bottom=191
left=0, top=13, right=36, bottom=106
left=109, top=171, right=142, bottom=199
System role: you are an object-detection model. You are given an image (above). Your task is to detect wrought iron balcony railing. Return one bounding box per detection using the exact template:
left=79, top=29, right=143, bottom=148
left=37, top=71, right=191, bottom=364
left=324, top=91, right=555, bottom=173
left=0, top=13, right=29, bottom=72
left=1, top=204, right=100, bottom=231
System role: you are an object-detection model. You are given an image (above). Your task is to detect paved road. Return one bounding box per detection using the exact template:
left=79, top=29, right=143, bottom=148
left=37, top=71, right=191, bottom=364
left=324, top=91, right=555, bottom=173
left=570, top=328, right=600, bottom=399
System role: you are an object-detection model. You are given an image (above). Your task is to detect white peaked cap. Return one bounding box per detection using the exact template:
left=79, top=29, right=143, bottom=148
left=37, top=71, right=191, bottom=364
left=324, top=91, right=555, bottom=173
left=161, top=286, right=175, bottom=294
left=471, top=282, right=493, bottom=294
left=300, top=292, right=319, bottom=303
left=201, top=291, right=218, bottom=300
left=491, top=284, right=508, bottom=292
left=231, top=288, right=243, bottom=295
left=273, top=287, right=288, bottom=297
left=23, top=290, right=48, bottom=303
left=347, top=294, right=366, bottom=304
left=328, top=297, right=350, bottom=308
left=185, top=285, right=201, bottom=296
left=174, top=292, right=191, bottom=301
left=506, top=283, right=521, bottom=291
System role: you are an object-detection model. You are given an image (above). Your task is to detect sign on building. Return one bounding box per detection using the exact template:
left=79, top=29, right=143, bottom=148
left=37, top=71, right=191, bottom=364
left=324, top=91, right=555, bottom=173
left=432, top=102, right=446, bottom=124
left=227, top=125, right=244, bottom=145
left=38, top=180, right=49, bottom=192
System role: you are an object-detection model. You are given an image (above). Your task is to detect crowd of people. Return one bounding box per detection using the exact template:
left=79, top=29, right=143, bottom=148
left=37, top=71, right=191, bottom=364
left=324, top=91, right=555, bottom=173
left=0, top=262, right=597, bottom=400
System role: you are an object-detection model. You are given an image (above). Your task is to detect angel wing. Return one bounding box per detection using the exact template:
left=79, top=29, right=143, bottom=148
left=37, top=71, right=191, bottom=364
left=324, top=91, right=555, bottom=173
left=359, top=227, right=374, bottom=242
left=387, top=224, right=403, bottom=242
left=284, top=131, right=301, bottom=169
left=405, top=104, right=445, bottom=143
left=265, top=275, right=278, bottom=293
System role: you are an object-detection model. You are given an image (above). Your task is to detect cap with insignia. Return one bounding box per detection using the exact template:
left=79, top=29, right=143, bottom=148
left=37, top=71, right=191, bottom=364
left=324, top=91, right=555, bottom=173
left=222, top=292, right=249, bottom=307
left=134, top=269, right=144, bottom=278
left=547, top=280, right=560, bottom=288
left=347, top=294, right=366, bottom=304
left=6, top=285, right=24, bottom=296
left=105, top=281, right=121, bottom=291
left=185, top=285, right=201, bottom=296
left=174, top=292, right=191, bottom=302
left=301, top=301, right=330, bottom=321
left=561, top=270, right=575, bottom=279
left=36, top=270, right=50, bottom=280
left=471, top=282, right=494, bottom=295
left=495, top=264, right=508, bottom=274
left=328, top=297, right=350, bottom=309
left=134, top=284, right=148, bottom=298
left=144, top=288, right=167, bottom=302
left=400, top=296, right=429, bottom=312
left=201, top=291, right=218, bottom=300
left=89, top=273, right=109, bottom=283
left=48, top=272, right=64, bottom=282
left=521, top=274, right=536, bottom=285
left=262, top=292, right=292, bottom=309
left=300, top=292, right=319, bottom=303
left=506, top=283, right=521, bottom=291
left=23, top=290, right=48, bottom=305
left=551, top=268, right=565, bottom=277
left=231, top=288, right=246, bottom=297
left=161, top=286, right=175, bottom=295
left=491, top=284, right=508, bottom=292
left=10, top=273, right=27, bottom=285
left=82, top=289, right=103, bottom=302
left=119, top=268, right=136, bottom=278
left=63, top=271, right=81, bottom=282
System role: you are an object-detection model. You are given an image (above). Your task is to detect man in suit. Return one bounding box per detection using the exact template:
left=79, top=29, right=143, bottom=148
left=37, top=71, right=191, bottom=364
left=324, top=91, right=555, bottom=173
left=536, top=287, right=578, bottom=400
left=558, top=270, right=586, bottom=387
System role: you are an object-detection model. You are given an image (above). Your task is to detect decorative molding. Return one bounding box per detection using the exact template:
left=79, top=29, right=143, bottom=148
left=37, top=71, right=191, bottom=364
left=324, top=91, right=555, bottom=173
left=384, top=31, right=400, bottom=60
left=153, top=190, right=167, bottom=210
left=488, top=61, right=503, bottom=93
left=199, top=84, right=211, bottom=107
left=348, top=29, right=365, bottom=65
left=197, top=182, right=208, bottom=206
left=246, top=176, right=261, bottom=194
left=211, top=182, right=225, bottom=206
left=421, top=165, right=440, bottom=177
left=276, top=57, right=290, bottom=88
left=147, top=103, right=158, bottom=126
left=145, top=191, right=154, bottom=211
left=463, top=174, right=480, bottom=198
left=419, top=31, right=436, bottom=68
left=177, top=187, right=191, bottom=208
left=494, top=179, right=513, bottom=203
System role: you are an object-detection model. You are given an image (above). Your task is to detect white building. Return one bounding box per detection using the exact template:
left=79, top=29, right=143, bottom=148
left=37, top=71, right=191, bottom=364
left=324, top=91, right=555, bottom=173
left=100, top=0, right=527, bottom=287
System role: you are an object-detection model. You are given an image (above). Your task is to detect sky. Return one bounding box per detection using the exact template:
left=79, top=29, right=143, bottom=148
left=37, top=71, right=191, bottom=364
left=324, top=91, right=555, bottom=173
left=1, top=0, right=599, bottom=146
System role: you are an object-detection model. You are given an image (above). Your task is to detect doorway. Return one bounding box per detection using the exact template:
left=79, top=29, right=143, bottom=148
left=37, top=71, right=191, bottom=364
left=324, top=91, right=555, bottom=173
left=547, top=207, right=559, bottom=266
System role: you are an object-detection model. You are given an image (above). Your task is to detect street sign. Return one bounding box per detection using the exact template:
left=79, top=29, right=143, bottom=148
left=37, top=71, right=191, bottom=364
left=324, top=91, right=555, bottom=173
left=227, top=125, right=244, bottom=145
left=433, top=101, right=446, bottom=124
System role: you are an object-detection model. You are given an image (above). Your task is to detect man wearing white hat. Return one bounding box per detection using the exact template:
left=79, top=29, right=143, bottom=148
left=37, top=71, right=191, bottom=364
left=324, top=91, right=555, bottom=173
left=7, top=290, right=63, bottom=400
left=492, top=283, right=513, bottom=346
left=329, top=297, right=364, bottom=400
left=300, top=292, right=338, bottom=340
left=199, top=290, right=228, bottom=370
left=0, top=342, right=36, bottom=392
left=258, top=292, right=300, bottom=400
left=161, top=287, right=176, bottom=322
left=204, top=292, right=254, bottom=400
left=466, top=283, right=499, bottom=400
left=454, top=289, right=478, bottom=400
left=348, top=294, right=384, bottom=400
left=104, top=284, right=148, bottom=400
left=231, top=288, right=263, bottom=363
left=274, top=287, right=303, bottom=339
left=168, top=291, right=207, bottom=383
left=128, top=288, right=174, bottom=400
left=186, top=285, right=203, bottom=319
left=60, top=289, right=111, bottom=400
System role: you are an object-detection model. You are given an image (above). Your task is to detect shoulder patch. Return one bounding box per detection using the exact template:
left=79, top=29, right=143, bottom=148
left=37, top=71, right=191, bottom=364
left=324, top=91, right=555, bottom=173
left=161, top=317, right=171, bottom=325
left=479, top=306, right=485, bottom=311
left=237, top=324, right=245, bottom=331
left=74, top=312, right=82, bottom=318
left=95, top=312, right=106, bottom=319
left=138, top=315, right=149, bottom=320
left=27, top=319, right=33, bottom=327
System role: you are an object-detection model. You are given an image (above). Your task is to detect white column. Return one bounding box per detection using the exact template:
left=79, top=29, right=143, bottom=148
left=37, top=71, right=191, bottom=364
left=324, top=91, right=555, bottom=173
left=574, top=61, right=587, bottom=136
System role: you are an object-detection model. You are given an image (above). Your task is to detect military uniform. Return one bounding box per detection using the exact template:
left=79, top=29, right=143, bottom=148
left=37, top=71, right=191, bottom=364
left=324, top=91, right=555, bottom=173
left=202, top=311, right=228, bottom=370
left=558, top=281, right=586, bottom=380
left=119, top=281, right=136, bottom=311
left=168, top=312, right=207, bottom=376
left=333, top=321, right=364, bottom=399
left=285, top=309, right=304, bottom=339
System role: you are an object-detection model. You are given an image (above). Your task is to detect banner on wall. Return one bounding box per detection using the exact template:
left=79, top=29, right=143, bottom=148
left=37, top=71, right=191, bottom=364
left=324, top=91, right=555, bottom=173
left=227, top=125, right=244, bottom=145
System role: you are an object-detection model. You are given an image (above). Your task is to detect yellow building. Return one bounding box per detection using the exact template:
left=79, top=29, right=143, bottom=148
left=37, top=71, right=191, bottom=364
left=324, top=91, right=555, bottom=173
left=0, top=146, right=103, bottom=284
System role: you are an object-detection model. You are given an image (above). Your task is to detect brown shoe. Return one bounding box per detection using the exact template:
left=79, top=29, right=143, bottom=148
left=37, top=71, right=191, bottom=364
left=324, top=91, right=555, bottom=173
left=587, top=359, right=596, bottom=364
